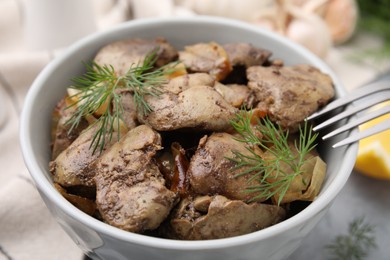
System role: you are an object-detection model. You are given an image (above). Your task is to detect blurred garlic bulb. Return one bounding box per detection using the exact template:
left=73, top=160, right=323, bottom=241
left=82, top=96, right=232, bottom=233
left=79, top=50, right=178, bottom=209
left=323, top=0, right=358, bottom=44
left=177, top=0, right=358, bottom=57
left=289, top=0, right=358, bottom=44
left=293, top=0, right=329, bottom=15
left=178, top=0, right=275, bottom=22
left=285, top=6, right=332, bottom=58
left=252, top=4, right=286, bottom=34
left=252, top=2, right=332, bottom=58
left=133, top=0, right=174, bottom=18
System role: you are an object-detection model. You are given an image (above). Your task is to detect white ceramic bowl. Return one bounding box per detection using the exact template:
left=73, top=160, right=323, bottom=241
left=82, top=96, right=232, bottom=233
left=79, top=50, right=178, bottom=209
left=20, top=16, right=357, bottom=260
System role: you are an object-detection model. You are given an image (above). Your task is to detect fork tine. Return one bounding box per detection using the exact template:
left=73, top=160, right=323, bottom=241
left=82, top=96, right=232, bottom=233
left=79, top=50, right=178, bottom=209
left=322, top=105, right=390, bottom=140
left=332, top=118, right=390, bottom=148
left=313, top=92, right=390, bottom=131
left=306, top=80, right=390, bottom=120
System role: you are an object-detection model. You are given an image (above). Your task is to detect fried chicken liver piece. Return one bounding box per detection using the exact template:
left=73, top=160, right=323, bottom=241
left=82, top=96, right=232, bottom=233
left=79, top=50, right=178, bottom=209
left=247, top=64, right=334, bottom=131
left=93, top=125, right=178, bottom=233
left=50, top=124, right=107, bottom=188
left=94, top=38, right=178, bottom=76
left=223, top=43, right=272, bottom=67
left=138, top=74, right=238, bottom=132
left=188, top=132, right=266, bottom=202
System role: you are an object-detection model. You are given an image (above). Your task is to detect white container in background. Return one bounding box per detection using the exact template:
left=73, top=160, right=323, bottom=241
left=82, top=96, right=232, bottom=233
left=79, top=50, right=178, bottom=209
left=22, top=0, right=96, bottom=51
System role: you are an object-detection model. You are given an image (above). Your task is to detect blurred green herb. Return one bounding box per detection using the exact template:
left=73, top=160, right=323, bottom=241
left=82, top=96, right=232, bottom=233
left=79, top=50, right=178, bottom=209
left=356, top=0, right=390, bottom=59
left=326, top=216, right=377, bottom=260
left=228, top=110, right=318, bottom=205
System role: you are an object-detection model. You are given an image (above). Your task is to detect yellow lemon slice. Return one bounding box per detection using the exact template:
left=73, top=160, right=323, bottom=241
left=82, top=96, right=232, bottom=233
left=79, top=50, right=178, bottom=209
left=354, top=101, right=390, bottom=180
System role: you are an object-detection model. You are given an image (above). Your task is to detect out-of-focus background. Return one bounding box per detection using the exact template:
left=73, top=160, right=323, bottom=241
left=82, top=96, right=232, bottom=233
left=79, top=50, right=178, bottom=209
left=0, top=0, right=389, bottom=259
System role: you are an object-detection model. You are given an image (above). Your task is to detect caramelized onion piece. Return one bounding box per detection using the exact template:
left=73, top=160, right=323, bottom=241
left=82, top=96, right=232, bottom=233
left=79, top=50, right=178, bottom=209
left=263, top=147, right=326, bottom=204
left=170, top=142, right=190, bottom=196
left=54, top=183, right=96, bottom=216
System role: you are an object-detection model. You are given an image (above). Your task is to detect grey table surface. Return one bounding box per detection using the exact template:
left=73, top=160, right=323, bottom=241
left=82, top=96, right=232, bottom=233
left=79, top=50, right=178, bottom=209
left=289, top=170, right=390, bottom=260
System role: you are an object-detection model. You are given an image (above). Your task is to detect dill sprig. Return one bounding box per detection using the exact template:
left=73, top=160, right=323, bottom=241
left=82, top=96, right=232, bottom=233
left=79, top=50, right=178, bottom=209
left=326, top=216, right=377, bottom=260
left=66, top=48, right=176, bottom=154
left=228, top=110, right=318, bottom=205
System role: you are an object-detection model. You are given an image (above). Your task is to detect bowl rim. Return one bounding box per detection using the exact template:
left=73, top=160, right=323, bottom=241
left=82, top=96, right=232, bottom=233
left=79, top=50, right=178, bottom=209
left=20, top=15, right=358, bottom=250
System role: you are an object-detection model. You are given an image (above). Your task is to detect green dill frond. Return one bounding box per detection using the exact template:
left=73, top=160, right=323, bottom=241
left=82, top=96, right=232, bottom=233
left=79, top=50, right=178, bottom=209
left=65, top=48, right=177, bottom=154
left=230, top=110, right=263, bottom=146
left=326, top=216, right=377, bottom=260
left=228, top=110, right=318, bottom=205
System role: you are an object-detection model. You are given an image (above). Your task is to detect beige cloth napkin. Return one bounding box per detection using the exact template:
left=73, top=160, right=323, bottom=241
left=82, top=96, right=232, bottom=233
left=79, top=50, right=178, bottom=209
left=0, top=1, right=388, bottom=260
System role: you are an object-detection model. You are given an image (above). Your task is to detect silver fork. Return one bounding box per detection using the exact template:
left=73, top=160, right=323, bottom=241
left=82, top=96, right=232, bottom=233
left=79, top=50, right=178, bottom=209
left=306, top=80, right=390, bottom=148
